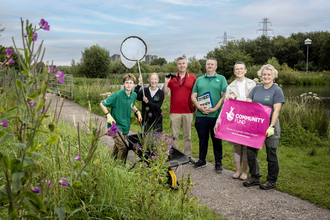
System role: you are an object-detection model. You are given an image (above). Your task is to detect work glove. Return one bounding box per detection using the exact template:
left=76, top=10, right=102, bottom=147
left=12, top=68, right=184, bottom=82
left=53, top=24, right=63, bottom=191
left=265, top=126, right=274, bottom=137
left=135, top=111, right=142, bottom=122
left=106, top=113, right=116, bottom=125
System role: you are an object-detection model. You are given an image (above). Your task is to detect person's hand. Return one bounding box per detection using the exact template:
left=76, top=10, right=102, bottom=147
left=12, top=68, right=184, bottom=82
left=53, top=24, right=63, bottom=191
left=213, top=123, right=219, bottom=134
left=199, top=106, right=209, bottom=115
left=143, top=96, right=149, bottom=103
left=138, top=75, right=143, bottom=86
left=164, top=77, right=170, bottom=84
left=228, top=95, right=236, bottom=100
left=265, top=126, right=274, bottom=137
left=106, top=114, right=116, bottom=125
left=136, top=111, right=142, bottom=122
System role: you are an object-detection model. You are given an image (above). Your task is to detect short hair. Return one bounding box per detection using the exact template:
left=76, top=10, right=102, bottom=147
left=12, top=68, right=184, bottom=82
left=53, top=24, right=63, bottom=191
left=257, top=64, right=278, bottom=78
left=234, top=61, right=246, bottom=70
left=176, top=57, right=186, bottom=63
left=207, top=58, right=217, bottom=66
left=148, top=72, right=159, bottom=80
left=123, top=73, right=136, bottom=83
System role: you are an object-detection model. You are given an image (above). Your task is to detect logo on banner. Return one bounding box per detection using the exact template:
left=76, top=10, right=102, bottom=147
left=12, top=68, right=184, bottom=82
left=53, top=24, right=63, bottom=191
left=226, top=107, right=235, bottom=121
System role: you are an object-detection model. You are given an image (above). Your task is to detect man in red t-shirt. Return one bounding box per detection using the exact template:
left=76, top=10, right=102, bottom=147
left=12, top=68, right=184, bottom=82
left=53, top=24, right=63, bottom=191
left=163, top=57, right=197, bottom=163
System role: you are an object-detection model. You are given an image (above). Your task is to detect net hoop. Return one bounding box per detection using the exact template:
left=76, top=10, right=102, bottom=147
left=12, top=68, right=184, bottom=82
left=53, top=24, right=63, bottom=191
left=120, top=36, right=147, bottom=61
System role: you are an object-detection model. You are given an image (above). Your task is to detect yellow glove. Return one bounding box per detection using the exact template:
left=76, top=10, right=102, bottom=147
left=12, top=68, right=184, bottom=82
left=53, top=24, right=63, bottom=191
left=265, top=126, right=274, bottom=137
left=106, top=113, right=116, bottom=125
left=136, top=111, right=142, bottom=122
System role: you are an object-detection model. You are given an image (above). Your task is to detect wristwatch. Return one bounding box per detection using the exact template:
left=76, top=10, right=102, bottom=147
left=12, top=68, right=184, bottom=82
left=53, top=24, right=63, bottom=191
left=270, top=125, right=275, bottom=128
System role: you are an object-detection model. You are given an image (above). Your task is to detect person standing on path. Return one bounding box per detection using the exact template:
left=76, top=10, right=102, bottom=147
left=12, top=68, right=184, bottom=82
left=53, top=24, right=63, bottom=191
left=243, top=64, right=285, bottom=190
left=134, top=73, right=164, bottom=132
left=162, top=57, right=196, bottom=164
left=100, top=73, right=141, bottom=161
left=214, top=61, right=256, bottom=180
left=191, top=58, right=227, bottom=172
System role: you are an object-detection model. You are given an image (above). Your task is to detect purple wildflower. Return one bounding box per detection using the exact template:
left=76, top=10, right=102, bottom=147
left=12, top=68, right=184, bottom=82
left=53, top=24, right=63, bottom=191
left=59, top=176, right=69, bottom=187
left=32, top=32, right=38, bottom=41
left=24, top=33, right=27, bottom=38
left=55, top=71, right=65, bottom=83
left=145, top=107, right=150, bottom=111
left=172, top=136, right=177, bottom=141
left=29, top=100, right=35, bottom=106
left=5, top=49, right=13, bottom=59
left=75, top=155, right=80, bottom=161
left=39, top=19, right=50, bottom=31
left=148, top=112, right=152, bottom=117
left=49, top=65, right=56, bottom=73
left=41, top=107, right=47, bottom=113
left=5, top=59, right=15, bottom=66
left=1, top=120, right=8, bottom=127
left=32, top=186, right=40, bottom=194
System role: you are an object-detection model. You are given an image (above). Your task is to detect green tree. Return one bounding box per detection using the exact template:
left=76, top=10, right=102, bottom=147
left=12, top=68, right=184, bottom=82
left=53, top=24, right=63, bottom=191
left=319, top=38, right=330, bottom=70
left=273, top=36, right=304, bottom=68
left=187, top=56, right=202, bottom=74
left=110, top=58, right=127, bottom=74
left=80, top=45, right=110, bottom=78
left=198, top=59, right=207, bottom=73
left=150, top=57, right=167, bottom=66
left=206, top=42, right=254, bottom=79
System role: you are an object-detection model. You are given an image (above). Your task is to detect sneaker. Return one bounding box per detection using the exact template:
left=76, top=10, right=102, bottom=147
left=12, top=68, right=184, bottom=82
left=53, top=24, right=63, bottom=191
left=243, top=178, right=261, bottom=187
left=188, top=157, right=195, bottom=164
left=193, top=160, right=207, bottom=169
left=260, top=181, right=276, bottom=190
left=215, top=162, right=223, bottom=173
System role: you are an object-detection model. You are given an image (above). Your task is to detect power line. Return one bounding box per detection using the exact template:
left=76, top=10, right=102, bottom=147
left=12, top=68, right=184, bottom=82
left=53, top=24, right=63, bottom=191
left=216, top=31, right=235, bottom=45
left=256, top=17, right=274, bottom=36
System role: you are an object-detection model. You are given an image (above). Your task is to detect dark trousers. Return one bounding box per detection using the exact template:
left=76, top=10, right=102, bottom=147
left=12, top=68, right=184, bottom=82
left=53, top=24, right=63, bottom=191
left=195, top=117, right=223, bottom=163
left=247, top=138, right=280, bottom=183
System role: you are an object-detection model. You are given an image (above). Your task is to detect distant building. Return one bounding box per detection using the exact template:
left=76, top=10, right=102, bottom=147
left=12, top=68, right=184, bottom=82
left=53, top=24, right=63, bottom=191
left=111, top=54, right=120, bottom=62
left=145, top=55, right=158, bottom=64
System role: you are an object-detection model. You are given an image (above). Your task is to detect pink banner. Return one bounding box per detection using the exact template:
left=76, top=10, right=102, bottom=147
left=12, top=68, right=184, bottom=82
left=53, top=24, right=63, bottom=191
left=215, top=100, right=271, bottom=149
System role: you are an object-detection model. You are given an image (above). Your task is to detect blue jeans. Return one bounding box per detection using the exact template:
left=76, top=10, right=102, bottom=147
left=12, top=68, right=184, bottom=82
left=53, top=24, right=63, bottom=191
left=195, top=117, right=223, bottom=163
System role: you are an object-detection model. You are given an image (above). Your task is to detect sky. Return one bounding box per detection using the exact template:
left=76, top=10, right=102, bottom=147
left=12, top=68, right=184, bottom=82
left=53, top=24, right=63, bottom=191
left=1, top=0, right=329, bottom=66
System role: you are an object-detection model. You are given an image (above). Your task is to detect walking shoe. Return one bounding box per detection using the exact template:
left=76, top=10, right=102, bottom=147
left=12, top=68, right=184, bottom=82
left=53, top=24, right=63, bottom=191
left=260, top=181, right=276, bottom=190
left=188, top=157, right=195, bottom=164
left=243, top=178, right=261, bottom=187
left=215, top=162, right=223, bottom=173
left=193, top=160, right=207, bottom=169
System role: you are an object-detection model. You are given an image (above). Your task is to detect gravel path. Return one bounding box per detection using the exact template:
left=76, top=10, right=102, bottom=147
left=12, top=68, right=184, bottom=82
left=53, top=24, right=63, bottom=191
left=47, top=94, right=330, bottom=220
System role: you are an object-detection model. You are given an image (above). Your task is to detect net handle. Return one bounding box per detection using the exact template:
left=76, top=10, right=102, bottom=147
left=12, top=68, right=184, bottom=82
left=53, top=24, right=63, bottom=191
left=120, top=36, right=147, bottom=61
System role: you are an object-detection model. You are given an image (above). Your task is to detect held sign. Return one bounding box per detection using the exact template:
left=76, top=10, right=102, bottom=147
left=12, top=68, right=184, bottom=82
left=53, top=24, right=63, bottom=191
left=215, top=99, right=271, bottom=149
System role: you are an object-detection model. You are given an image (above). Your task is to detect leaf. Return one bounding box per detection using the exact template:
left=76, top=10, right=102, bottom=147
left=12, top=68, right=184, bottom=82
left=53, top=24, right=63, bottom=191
left=81, top=171, right=88, bottom=176
left=26, top=191, right=47, bottom=213
left=25, top=48, right=30, bottom=65
left=19, top=117, right=30, bottom=125
left=37, top=99, right=45, bottom=111
left=46, top=134, right=59, bottom=145
left=72, top=181, right=83, bottom=187
left=0, top=152, right=10, bottom=170
left=0, top=131, right=5, bottom=138
left=41, top=82, right=47, bottom=93
left=55, top=206, right=66, bottom=220
left=28, top=152, right=49, bottom=160
left=15, top=79, right=22, bottom=89
left=10, top=159, right=21, bottom=175
left=73, top=161, right=80, bottom=169
left=14, top=143, right=26, bottom=150
left=35, top=129, right=50, bottom=134
left=12, top=172, right=24, bottom=192
left=48, top=121, right=56, bottom=132
left=36, top=144, right=46, bottom=151
left=0, top=133, right=14, bottom=145
left=28, top=92, right=37, bottom=100
left=10, top=211, right=18, bottom=219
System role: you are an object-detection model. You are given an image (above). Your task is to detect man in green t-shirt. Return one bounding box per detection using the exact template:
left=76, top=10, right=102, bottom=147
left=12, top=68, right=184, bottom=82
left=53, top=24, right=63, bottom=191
left=100, top=73, right=142, bottom=161
left=191, top=58, right=227, bottom=173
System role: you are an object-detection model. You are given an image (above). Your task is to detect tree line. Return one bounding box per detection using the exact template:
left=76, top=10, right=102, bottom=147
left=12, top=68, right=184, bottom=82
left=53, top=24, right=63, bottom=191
left=1, top=31, right=329, bottom=79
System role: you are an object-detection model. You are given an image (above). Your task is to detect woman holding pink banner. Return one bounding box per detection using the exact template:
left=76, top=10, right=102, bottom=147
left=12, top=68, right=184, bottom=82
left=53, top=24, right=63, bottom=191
left=214, top=61, right=256, bottom=180
left=243, top=64, right=285, bottom=190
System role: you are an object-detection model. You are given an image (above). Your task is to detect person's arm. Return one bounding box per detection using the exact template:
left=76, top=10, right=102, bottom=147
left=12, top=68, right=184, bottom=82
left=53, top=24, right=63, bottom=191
left=247, top=98, right=252, bottom=102
left=204, top=92, right=226, bottom=114
left=100, top=102, right=116, bottom=125
left=270, top=103, right=282, bottom=126
left=162, top=77, right=171, bottom=95
left=191, top=92, right=208, bottom=114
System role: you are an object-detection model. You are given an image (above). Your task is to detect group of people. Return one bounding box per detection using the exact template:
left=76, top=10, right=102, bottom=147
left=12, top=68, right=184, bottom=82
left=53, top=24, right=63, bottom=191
left=100, top=57, right=284, bottom=190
